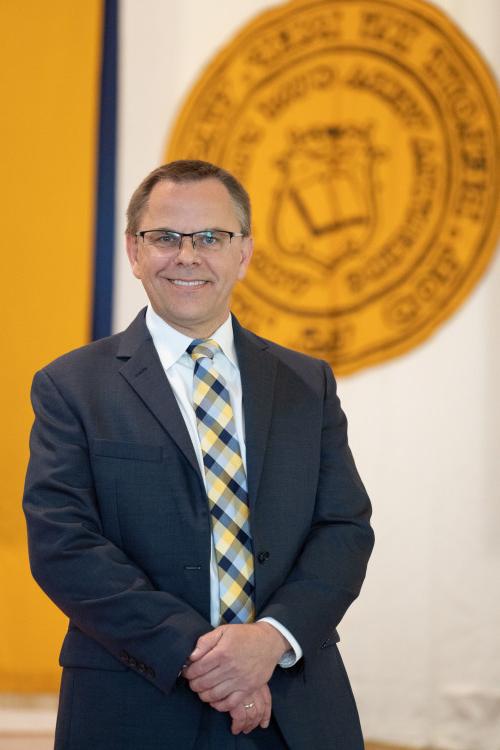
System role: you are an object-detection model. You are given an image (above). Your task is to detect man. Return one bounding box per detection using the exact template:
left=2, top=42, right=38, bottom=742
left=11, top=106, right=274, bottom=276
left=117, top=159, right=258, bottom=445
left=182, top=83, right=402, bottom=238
left=24, top=160, right=374, bottom=749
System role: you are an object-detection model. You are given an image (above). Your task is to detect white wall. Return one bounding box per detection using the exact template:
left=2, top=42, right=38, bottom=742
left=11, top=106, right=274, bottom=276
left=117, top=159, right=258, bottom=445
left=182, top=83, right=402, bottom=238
left=114, top=3, right=500, bottom=747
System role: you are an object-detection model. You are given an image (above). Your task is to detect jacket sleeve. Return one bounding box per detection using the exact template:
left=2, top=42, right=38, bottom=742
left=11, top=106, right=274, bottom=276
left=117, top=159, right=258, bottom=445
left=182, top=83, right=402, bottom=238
left=23, top=368, right=212, bottom=694
left=258, top=361, right=375, bottom=660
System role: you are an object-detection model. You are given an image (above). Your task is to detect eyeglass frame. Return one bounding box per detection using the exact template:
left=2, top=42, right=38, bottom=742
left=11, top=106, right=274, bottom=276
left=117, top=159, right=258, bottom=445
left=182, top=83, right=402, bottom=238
left=135, top=228, right=246, bottom=252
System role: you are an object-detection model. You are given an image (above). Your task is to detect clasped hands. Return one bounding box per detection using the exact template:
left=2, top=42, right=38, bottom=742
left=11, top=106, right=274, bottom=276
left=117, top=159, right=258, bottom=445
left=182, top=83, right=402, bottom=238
left=183, top=621, right=290, bottom=735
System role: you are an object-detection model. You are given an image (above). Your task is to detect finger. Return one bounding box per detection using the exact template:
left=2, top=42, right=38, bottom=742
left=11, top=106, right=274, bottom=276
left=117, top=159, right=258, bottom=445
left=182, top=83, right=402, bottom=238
left=184, top=643, right=230, bottom=680
left=227, top=689, right=266, bottom=734
left=196, top=679, right=240, bottom=705
left=231, top=702, right=257, bottom=735
left=210, top=693, right=241, bottom=712
left=260, top=687, right=272, bottom=729
left=213, top=691, right=247, bottom=731
left=257, top=684, right=271, bottom=728
left=188, top=665, right=226, bottom=693
left=235, top=690, right=264, bottom=735
left=229, top=701, right=248, bottom=735
left=231, top=710, right=247, bottom=735
left=189, top=628, right=224, bottom=662
left=242, top=700, right=262, bottom=735
left=183, top=651, right=226, bottom=680
left=189, top=668, right=257, bottom=699
left=210, top=685, right=257, bottom=713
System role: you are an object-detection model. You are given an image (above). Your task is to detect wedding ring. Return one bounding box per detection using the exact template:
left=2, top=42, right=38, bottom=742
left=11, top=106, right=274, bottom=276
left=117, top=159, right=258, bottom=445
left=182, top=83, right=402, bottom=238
left=243, top=702, right=255, bottom=710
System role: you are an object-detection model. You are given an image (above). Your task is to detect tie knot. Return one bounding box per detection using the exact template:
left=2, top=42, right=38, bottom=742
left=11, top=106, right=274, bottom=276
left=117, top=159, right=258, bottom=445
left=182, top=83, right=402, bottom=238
left=187, top=338, right=221, bottom=362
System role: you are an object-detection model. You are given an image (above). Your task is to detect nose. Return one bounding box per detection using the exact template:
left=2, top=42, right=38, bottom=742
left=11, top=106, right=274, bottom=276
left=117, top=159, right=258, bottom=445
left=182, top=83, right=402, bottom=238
left=175, top=235, right=200, bottom=264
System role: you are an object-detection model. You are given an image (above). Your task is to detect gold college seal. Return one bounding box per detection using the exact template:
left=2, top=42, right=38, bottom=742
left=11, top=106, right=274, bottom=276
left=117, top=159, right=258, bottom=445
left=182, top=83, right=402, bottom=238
left=166, top=0, right=500, bottom=375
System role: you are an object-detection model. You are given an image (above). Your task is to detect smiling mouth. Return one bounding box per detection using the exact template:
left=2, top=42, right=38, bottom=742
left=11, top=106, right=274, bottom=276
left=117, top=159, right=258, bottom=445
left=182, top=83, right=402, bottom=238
left=168, top=279, right=208, bottom=287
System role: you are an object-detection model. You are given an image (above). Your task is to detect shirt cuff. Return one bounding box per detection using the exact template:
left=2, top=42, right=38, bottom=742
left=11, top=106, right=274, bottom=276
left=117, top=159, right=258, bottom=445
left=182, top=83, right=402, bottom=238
left=258, top=617, right=303, bottom=668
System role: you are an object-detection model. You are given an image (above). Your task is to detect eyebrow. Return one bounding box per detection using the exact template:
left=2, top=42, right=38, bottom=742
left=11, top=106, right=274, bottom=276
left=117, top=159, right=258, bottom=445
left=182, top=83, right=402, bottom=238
left=146, top=227, right=228, bottom=232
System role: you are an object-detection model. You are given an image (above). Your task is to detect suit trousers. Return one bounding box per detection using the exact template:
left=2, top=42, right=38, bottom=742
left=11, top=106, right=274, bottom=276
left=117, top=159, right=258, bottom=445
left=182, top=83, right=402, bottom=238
left=193, top=701, right=288, bottom=749
left=55, top=667, right=289, bottom=750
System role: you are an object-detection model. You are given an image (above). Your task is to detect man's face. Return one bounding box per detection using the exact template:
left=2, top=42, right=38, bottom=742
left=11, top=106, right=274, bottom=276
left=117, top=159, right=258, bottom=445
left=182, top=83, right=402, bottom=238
left=126, top=178, right=253, bottom=338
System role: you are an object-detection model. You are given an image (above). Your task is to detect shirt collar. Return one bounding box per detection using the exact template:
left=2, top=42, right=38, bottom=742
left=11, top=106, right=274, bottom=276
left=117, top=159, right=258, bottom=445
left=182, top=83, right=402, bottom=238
left=145, top=305, right=238, bottom=370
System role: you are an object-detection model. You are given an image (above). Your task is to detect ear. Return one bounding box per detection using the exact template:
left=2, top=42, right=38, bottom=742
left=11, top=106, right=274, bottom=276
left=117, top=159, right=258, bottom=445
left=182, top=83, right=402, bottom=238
left=237, top=236, right=254, bottom=281
left=126, top=233, right=142, bottom=279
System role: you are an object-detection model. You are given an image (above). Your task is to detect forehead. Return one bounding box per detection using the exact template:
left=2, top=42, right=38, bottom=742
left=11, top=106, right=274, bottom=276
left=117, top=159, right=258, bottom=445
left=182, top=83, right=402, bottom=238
left=142, top=178, right=239, bottom=229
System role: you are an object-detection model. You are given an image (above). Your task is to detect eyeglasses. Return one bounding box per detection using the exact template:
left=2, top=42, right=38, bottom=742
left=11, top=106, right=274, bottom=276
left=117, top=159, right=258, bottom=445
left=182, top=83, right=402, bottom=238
left=135, top=229, right=245, bottom=253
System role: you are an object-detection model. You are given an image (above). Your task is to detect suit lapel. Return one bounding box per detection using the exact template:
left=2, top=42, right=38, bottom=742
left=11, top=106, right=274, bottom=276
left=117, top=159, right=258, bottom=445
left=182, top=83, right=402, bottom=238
left=115, top=310, right=278, bottom=500
left=233, top=318, right=278, bottom=512
left=116, top=310, right=201, bottom=479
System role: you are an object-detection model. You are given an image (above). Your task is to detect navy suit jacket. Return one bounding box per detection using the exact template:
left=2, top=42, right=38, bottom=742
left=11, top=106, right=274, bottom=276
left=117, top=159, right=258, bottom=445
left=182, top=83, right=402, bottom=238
left=24, top=309, right=374, bottom=749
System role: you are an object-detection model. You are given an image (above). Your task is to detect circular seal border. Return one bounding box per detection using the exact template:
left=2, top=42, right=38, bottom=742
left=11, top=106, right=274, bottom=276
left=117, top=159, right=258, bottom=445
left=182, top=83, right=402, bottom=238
left=166, top=0, right=500, bottom=375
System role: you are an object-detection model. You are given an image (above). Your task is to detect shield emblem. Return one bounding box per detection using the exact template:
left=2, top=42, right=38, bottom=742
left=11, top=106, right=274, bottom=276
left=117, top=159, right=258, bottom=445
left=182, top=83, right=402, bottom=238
left=272, top=125, right=379, bottom=270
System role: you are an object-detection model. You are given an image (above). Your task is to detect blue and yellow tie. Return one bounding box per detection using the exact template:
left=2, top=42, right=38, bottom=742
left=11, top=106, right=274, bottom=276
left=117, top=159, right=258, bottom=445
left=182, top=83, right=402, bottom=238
left=188, top=339, right=255, bottom=624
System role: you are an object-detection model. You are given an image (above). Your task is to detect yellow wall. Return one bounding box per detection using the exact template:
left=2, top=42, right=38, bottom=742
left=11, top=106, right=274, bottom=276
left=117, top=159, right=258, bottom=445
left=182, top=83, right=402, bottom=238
left=0, top=0, right=102, bottom=691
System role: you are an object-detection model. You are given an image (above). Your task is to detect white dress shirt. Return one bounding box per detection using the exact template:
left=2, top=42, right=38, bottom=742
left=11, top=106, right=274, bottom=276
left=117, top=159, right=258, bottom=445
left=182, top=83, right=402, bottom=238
left=145, top=305, right=302, bottom=667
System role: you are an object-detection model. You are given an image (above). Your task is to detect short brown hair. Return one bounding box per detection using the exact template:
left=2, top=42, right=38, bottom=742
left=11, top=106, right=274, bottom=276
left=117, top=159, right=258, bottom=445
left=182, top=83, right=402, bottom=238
left=125, top=160, right=251, bottom=236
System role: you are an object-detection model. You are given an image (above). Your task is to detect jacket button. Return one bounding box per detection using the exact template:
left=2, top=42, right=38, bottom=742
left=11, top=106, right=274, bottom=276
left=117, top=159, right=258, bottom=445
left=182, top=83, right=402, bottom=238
left=257, top=551, right=270, bottom=563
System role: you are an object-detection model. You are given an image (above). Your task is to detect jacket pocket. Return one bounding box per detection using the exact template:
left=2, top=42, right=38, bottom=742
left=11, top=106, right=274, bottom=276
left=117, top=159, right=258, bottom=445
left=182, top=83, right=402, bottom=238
left=91, top=439, right=163, bottom=462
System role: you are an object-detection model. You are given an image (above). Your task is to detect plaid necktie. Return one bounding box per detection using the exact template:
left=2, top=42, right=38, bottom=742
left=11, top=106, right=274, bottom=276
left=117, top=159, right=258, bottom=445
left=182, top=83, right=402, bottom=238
left=188, top=339, right=255, bottom=624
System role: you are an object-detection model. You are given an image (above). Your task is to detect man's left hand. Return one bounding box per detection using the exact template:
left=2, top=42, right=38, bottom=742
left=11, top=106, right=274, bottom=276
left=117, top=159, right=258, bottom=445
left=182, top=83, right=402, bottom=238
left=183, top=622, right=289, bottom=709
